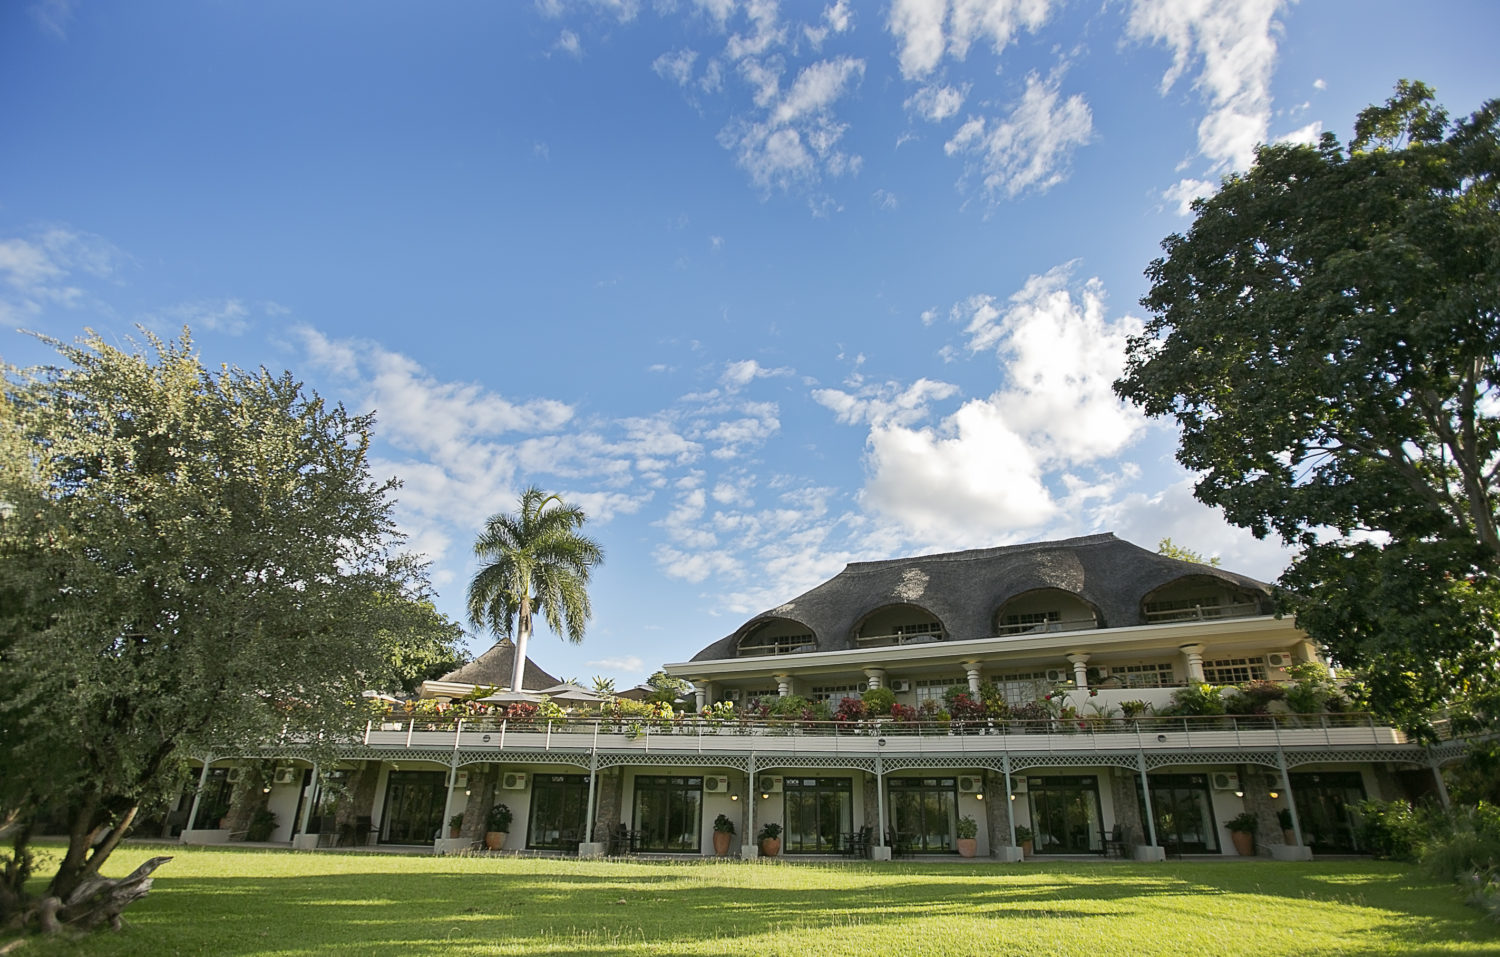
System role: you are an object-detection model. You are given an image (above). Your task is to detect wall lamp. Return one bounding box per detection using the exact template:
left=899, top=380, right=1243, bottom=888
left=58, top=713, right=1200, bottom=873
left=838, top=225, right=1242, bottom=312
left=1156, top=734, right=1167, bottom=743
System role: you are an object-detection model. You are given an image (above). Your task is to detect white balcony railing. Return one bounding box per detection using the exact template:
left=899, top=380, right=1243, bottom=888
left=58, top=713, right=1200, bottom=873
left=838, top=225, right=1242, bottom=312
left=356, top=712, right=1417, bottom=757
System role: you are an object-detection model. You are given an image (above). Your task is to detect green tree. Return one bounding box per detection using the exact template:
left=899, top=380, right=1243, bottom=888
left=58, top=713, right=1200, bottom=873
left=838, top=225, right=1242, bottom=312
left=372, top=597, right=469, bottom=696
left=1115, top=81, right=1500, bottom=725
left=0, top=329, right=436, bottom=930
left=466, top=487, right=603, bottom=694
left=1156, top=538, right=1221, bottom=567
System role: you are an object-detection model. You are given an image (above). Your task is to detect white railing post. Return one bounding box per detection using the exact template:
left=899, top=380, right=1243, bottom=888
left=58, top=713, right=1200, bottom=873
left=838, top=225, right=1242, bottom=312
left=363, top=721, right=371, bottom=745
left=455, top=719, right=463, bottom=750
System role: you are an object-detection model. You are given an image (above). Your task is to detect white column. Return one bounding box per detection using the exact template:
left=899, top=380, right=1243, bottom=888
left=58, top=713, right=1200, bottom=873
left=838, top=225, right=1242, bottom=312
left=1179, top=644, right=1206, bottom=683
left=774, top=673, right=791, bottom=697
left=694, top=687, right=706, bottom=712
left=863, top=668, right=886, bottom=690
left=962, top=660, right=983, bottom=695
left=1067, top=653, right=1090, bottom=691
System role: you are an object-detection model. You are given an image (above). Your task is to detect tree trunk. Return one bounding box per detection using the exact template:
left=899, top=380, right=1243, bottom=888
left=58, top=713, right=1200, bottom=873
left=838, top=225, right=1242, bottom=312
left=38, top=855, right=172, bottom=934
left=509, top=594, right=533, bottom=693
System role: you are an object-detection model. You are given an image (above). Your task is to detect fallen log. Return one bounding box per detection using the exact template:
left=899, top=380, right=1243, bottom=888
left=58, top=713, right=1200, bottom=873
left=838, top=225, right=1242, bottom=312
left=37, top=855, right=172, bottom=934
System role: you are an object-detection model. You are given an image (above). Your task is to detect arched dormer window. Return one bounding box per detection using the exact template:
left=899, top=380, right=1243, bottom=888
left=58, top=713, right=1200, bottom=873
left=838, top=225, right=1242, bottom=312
left=736, top=618, right=817, bottom=657
left=853, top=604, right=944, bottom=648
left=993, top=588, right=1100, bottom=636
left=1141, top=576, right=1264, bottom=624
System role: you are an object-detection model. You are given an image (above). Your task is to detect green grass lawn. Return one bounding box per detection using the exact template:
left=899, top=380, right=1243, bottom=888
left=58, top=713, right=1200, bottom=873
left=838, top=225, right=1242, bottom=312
left=10, top=843, right=1499, bottom=957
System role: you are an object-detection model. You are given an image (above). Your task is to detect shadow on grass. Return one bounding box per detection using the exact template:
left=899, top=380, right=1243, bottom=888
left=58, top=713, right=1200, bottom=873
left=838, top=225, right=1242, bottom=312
left=12, top=856, right=1500, bottom=957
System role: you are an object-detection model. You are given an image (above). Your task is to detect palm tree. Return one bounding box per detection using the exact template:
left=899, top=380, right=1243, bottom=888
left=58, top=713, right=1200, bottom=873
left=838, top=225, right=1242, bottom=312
left=466, top=487, right=604, bottom=693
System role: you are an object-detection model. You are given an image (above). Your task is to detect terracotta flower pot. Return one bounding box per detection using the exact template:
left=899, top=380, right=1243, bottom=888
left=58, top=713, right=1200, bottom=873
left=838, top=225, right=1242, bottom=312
left=956, top=838, right=977, bottom=858
left=1282, top=829, right=1297, bottom=846
left=449, top=827, right=461, bottom=839
left=760, top=837, right=781, bottom=858
left=713, top=831, right=732, bottom=856
left=1230, top=830, right=1254, bottom=856
left=1021, top=840, right=1033, bottom=858
left=485, top=831, right=507, bottom=851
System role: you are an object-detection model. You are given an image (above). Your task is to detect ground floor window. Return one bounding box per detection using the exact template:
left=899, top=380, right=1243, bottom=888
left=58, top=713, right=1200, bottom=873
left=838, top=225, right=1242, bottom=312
left=633, top=775, right=702, bottom=852
left=1137, top=774, right=1219, bottom=853
left=530, top=774, right=590, bottom=851
left=1289, top=771, right=1368, bottom=854
left=381, top=770, right=446, bottom=844
left=784, top=777, right=853, bottom=853
left=1029, top=775, right=1103, bottom=854
left=889, top=777, right=958, bottom=853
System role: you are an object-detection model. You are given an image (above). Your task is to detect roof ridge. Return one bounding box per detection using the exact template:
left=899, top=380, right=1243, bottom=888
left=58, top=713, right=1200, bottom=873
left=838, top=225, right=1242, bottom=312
left=842, top=532, right=1120, bottom=572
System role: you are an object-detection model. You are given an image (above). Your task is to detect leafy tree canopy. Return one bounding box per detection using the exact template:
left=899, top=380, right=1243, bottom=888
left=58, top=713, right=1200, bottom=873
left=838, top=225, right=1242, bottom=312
left=1156, top=538, right=1221, bottom=567
left=0, top=328, right=438, bottom=924
left=467, top=486, right=603, bottom=693
left=1115, top=81, right=1500, bottom=727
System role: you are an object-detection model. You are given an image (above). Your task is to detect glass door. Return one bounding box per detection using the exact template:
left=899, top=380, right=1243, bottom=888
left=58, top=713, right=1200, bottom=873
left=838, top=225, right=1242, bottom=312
left=632, top=775, right=702, bottom=852
left=1028, top=776, right=1103, bottom=854
left=888, top=777, right=958, bottom=853
left=381, top=770, right=445, bottom=844
left=1289, top=771, right=1368, bottom=853
left=784, top=777, right=853, bottom=853
left=1138, top=774, right=1219, bottom=853
left=529, top=774, right=590, bottom=850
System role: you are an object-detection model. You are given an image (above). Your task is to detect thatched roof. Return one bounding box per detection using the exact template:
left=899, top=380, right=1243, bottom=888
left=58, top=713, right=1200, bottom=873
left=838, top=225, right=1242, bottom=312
left=438, top=637, right=560, bottom=691
left=689, top=533, right=1274, bottom=662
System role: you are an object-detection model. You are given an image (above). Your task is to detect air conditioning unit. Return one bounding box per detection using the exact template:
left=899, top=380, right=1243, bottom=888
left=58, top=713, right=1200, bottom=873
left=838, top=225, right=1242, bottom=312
left=957, top=775, right=984, bottom=794
left=501, top=772, right=528, bottom=791
left=1210, top=771, right=1241, bottom=791
left=1010, top=778, right=1028, bottom=795
left=889, top=679, right=911, bottom=693
left=225, top=767, right=245, bottom=784
left=1045, top=669, right=1071, bottom=683
left=273, top=766, right=297, bottom=786
left=703, top=775, right=731, bottom=794
left=1265, top=652, right=1293, bottom=669
left=453, top=771, right=468, bottom=790
left=757, top=775, right=783, bottom=794
left=1087, top=666, right=1110, bottom=680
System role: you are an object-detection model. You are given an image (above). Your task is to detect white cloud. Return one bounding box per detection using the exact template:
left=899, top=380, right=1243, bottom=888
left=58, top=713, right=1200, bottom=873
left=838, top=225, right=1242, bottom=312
left=1278, top=119, right=1322, bottom=147
left=845, top=265, right=1146, bottom=544
left=1162, top=176, right=1216, bottom=216
left=721, top=55, right=866, bottom=191
left=556, top=29, right=584, bottom=57
left=152, top=298, right=251, bottom=336
left=1127, top=0, right=1285, bottom=174
left=812, top=377, right=959, bottom=428
left=29, top=0, right=74, bottom=38
left=0, top=227, right=127, bottom=322
left=720, top=358, right=791, bottom=391
left=943, top=71, right=1092, bottom=200
left=653, top=49, right=698, bottom=86
left=906, top=83, right=965, bottom=122
left=888, top=0, right=1055, bottom=80
left=805, top=0, right=853, bottom=47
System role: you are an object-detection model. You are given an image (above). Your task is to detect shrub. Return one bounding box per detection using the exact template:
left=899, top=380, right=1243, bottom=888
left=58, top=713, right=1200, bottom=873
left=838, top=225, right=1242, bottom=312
left=1356, top=799, right=1425, bottom=861
left=861, top=686, right=896, bottom=715
left=956, top=816, right=978, bottom=840
left=486, top=803, right=513, bottom=833
left=1422, top=803, right=1500, bottom=884
left=1224, top=680, right=1286, bottom=715
left=1165, top=683, right=1227, bottom=716
left=713, top=813, right=735, bottom=835
left=833, top=696, right=866, bottom=723
left=246, top=809, right=277, bottom=842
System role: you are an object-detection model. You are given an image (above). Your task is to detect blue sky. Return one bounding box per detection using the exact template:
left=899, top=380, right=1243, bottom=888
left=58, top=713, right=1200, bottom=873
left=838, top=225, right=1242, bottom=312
left=4, top=1, right=1496, bottom=686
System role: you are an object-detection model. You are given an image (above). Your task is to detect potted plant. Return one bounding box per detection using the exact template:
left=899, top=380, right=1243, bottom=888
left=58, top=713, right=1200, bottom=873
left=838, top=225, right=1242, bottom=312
left=712, top=813, right=736, bottom=856
left=955, top=815, right=978, bottom=858
left=448, top=812, right=464, bottom=839
left=1224, top=811, right=1257, bottom=856
left=1276, top=807, right=1296, bottom=845
left=757, top=822, right=782, bottom=858
left=1014, top=824, right=1033, bottom=858
left=485, top=803, right=512, bottom=851
left=246, top=808, right=277, bottom=842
